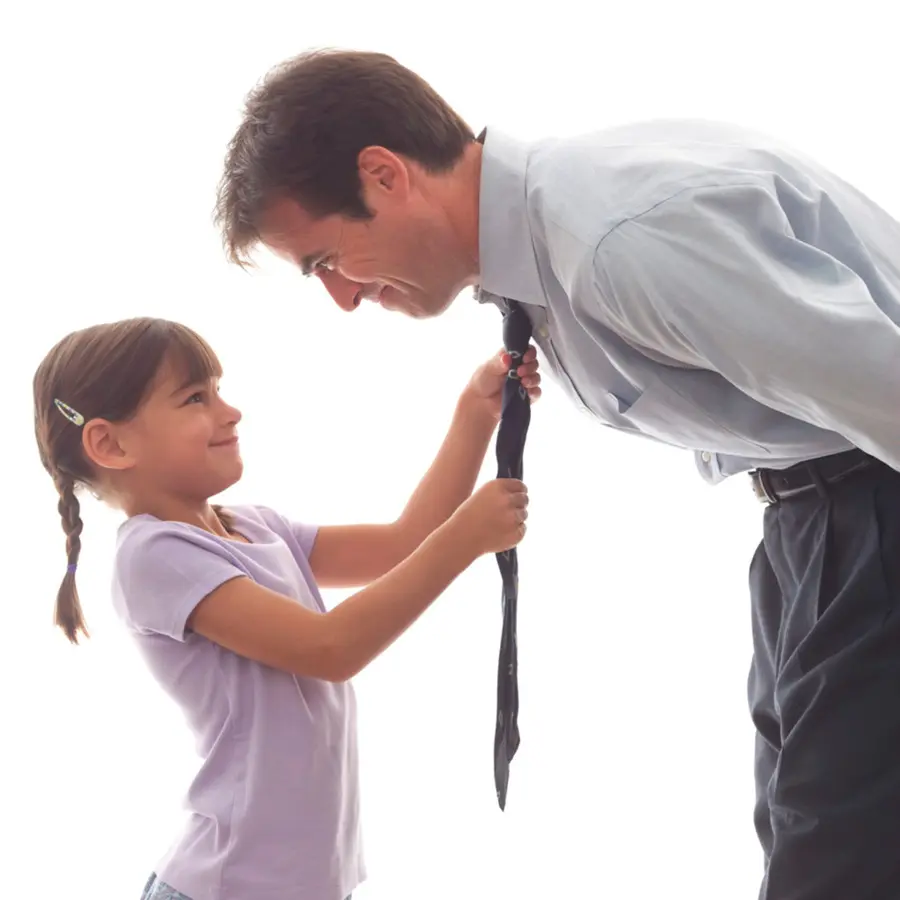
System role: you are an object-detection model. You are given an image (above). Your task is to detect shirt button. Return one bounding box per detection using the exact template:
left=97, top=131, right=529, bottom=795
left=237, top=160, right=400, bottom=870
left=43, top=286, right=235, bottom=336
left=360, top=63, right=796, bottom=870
left=537, top=326, right=549, bottom=339
left=701, top=451, right=712, bottom=463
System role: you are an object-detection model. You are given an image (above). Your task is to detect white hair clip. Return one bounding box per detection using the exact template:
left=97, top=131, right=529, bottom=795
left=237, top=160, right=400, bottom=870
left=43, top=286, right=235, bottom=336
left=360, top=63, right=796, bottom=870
left=54, top=398, right=85, bottom=427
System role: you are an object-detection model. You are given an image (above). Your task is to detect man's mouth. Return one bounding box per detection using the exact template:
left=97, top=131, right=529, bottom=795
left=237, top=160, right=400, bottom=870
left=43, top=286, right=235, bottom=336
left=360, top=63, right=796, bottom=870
left=354, top=284, right=387, bottom=307
left=210, top=436, right=239, bottom=448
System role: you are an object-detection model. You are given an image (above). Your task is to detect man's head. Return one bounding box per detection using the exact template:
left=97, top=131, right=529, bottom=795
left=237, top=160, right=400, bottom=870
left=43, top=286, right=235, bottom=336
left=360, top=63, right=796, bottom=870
left=216, top=49, right=483, bottom=318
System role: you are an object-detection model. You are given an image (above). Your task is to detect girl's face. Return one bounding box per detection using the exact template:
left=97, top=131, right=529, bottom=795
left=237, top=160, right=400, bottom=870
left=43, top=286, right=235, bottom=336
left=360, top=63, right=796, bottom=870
left=97, top=356, right=244, bottom=511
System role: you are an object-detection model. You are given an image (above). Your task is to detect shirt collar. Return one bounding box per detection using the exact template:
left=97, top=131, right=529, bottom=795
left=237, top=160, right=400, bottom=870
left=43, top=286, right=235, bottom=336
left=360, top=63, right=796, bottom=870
left=475, top=128, right=548, bottom=308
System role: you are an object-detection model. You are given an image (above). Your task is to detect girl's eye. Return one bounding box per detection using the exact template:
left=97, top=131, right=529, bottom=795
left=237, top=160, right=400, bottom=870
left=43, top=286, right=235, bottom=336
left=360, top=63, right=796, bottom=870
left=186, top=392, right=204, bottom=405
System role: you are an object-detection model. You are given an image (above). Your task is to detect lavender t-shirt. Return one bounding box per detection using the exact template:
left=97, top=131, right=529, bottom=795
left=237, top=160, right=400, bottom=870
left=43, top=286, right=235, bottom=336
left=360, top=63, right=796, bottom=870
left=112, top=505, right=364, bottom=900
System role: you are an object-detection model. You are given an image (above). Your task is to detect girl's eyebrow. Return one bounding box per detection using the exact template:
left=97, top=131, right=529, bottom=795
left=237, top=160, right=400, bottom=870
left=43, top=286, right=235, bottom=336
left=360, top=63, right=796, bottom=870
left=168, top=377, right=205, bottom=398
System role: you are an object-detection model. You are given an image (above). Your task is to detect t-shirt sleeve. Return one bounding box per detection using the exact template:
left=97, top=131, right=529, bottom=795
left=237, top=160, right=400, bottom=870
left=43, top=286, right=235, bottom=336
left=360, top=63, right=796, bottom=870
left=287, top=520, right=319, bottom=559
left=113, top=522, right=248, bottom=641
left=247, top=505, right=320, bottom=561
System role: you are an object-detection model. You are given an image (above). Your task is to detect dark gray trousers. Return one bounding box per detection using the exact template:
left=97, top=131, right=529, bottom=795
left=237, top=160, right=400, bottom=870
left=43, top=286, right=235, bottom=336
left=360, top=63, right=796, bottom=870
left=749, top=460, right=900, bottom=899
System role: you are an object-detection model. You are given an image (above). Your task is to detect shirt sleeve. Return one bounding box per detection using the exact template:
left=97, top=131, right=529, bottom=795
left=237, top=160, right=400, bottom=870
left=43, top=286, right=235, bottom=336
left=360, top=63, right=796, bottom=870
left=114, top=522, right=248, bottom=640
left=248, top=505, right=320, bottom=561
left=592, top=178, right=900, bottom=469
left=286, top=520, right=319, bottom=560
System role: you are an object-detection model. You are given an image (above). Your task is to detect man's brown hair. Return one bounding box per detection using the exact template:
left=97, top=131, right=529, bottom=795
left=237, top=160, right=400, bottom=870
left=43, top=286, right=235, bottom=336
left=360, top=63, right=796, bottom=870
left=214, top=49, right=475, bottom=266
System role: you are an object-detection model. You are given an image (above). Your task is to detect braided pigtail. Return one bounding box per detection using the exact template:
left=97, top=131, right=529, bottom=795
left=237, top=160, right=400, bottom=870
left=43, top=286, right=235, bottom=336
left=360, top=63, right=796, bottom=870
left=54, top=474, right=89, bottom=644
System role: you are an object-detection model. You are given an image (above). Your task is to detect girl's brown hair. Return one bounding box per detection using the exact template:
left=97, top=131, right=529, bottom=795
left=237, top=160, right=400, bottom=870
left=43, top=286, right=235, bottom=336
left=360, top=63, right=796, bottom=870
left=33, top=318, right=227, bottom=644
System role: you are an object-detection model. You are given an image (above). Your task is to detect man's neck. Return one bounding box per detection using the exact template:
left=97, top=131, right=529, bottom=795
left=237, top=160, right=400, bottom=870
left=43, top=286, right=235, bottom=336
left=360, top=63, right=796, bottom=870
left=427, top=140, right=483, bottom=283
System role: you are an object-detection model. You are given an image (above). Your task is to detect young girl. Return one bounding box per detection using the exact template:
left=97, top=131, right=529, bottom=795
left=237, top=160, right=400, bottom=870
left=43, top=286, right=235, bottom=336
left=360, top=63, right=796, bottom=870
left=33, top=317, right=538, bottom=900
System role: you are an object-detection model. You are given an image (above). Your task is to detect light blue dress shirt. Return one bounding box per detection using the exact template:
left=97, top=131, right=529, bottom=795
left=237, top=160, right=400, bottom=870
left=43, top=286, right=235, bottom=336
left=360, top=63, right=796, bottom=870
left=476, top=120, right=900, bottom=483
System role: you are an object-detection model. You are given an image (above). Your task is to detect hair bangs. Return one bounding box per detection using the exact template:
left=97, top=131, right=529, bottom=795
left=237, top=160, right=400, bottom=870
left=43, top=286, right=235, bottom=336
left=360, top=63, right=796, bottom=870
left=161, top=322, right=224, bottom=388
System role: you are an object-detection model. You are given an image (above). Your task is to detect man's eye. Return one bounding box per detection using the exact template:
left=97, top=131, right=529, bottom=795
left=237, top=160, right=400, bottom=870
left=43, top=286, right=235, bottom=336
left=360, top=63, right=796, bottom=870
left=315, top=258, right=335, bottom=273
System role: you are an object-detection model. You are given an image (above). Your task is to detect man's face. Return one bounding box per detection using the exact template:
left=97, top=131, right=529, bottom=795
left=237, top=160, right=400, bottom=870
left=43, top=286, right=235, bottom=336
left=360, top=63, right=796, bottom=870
left=258, top=150, right=476, bottom=319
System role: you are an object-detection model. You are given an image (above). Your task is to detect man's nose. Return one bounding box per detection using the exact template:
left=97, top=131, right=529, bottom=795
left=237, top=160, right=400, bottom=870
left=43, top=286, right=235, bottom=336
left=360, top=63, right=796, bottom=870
left=316, top=269, right=368, bottom=312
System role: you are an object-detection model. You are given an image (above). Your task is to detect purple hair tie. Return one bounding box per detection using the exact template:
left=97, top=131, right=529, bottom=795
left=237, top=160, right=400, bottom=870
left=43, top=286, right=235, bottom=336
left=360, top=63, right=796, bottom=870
left=67, top=563, right=77, bottom=574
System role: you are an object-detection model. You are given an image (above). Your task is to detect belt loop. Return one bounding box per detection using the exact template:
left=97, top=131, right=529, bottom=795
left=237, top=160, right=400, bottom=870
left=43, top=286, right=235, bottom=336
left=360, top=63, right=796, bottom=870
left=805, top=462, right=829, bottom=498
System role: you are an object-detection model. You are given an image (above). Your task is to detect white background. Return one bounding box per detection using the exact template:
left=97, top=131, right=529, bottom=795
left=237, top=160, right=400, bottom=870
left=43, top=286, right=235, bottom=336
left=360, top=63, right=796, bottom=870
left=3, top=2, right=897, bottom=897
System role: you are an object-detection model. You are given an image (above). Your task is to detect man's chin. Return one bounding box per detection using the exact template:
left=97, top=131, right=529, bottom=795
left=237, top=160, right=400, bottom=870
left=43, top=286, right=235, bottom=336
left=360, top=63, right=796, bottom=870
left=379, top=287, right=455, bottom=319
left=404, top=305, right=435, bottom=320
left=384, top=298, right=434, bottom=319
left=405, top=294, right=456, bottom=319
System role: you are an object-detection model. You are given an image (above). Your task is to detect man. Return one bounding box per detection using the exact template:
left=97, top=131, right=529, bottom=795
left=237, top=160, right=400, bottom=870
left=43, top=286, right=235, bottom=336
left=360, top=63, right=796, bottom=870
left=215, top=49, right=900, bottom=900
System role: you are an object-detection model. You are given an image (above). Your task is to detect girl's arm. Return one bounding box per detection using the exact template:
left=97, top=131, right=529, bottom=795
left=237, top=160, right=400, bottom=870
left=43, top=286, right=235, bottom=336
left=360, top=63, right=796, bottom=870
left=187, top=478, right=528, bottom=682
left=309, top=390, right=495, bottom=588
left=309, top=348, right=540, bottom=589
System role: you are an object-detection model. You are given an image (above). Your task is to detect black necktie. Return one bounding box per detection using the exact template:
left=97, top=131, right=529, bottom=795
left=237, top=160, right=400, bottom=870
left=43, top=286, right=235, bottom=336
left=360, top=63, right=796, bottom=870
left=494, top=298, right=533, bottom=810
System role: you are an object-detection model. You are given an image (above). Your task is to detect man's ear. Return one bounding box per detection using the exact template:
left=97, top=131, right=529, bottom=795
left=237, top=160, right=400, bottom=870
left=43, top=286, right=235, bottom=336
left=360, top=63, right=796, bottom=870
left=357, top=145, right=411, bottom=209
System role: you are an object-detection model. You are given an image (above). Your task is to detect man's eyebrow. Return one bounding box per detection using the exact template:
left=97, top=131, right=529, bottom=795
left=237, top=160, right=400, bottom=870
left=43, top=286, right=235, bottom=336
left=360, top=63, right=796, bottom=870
left=299, top=253, right=325, bottom=277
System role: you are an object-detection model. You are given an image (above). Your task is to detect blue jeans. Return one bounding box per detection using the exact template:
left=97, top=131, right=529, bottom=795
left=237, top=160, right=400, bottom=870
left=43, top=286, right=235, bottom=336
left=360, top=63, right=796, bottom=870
left=140, top=875, right=191, bottom=900
left=141, top=873, right=352, bottom=899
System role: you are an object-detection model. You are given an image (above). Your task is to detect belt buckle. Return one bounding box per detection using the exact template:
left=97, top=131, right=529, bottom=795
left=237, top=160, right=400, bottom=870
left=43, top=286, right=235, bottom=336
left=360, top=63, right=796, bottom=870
left=751, top=470, right=777, bottom=505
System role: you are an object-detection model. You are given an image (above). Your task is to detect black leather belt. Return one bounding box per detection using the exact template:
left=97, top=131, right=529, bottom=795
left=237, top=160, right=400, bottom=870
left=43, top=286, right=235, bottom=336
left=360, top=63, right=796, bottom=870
left=750, top=448, right=877, bottom=504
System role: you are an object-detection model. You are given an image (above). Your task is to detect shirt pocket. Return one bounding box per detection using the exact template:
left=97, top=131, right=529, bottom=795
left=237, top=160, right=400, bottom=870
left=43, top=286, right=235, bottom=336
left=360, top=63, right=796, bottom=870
left=614, top=376, right=771, bottom=457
